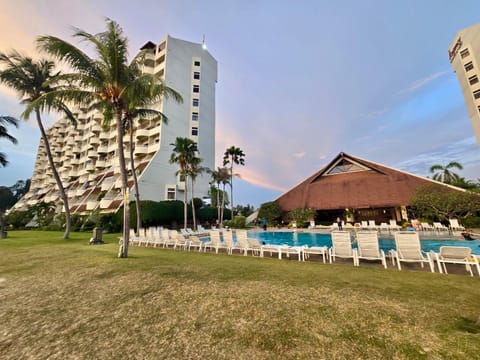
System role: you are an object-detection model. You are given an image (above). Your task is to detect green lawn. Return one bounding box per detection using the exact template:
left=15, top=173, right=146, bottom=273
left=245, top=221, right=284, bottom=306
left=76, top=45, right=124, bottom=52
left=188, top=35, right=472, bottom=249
left=1, top=231, right=479, bottom=359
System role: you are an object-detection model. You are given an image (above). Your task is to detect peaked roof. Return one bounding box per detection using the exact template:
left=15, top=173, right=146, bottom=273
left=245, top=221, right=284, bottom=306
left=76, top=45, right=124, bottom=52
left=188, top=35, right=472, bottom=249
left=276, top=152, right=465, bottom=211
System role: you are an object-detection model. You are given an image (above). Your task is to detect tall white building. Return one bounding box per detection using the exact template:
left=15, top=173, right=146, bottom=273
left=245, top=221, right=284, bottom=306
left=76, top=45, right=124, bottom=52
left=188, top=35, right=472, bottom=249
left=14, top=36, right=217, bottom=214
left=449, top=23, right=480, bottom=146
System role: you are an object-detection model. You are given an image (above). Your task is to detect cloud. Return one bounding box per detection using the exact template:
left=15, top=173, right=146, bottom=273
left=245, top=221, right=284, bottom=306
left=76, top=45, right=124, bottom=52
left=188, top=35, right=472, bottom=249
left=293, top=152, right=305, bottom=158
left=398, top=70, right=450, bottom=95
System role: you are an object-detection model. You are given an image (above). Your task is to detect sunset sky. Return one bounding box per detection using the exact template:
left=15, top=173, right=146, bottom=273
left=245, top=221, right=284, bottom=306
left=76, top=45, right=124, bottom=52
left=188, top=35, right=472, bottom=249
left=1, top=0, right=480, bottom=208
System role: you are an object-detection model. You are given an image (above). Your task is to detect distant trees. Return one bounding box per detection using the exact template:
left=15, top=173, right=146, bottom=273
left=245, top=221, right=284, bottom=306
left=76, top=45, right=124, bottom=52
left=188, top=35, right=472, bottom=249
left=429, top=161, right=463, bottom=184
left=0, top=115, right=18, bottom=166
left=411, top=184, right=480, bottom=221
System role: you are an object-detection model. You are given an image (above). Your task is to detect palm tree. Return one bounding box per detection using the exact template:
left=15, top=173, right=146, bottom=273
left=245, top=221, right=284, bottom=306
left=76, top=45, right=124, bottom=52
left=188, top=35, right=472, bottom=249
left=170, top=137, right=198, bottom=229
left=31, top=19, right=172, bottom=257
left=0, top=116, right=18, bottom=166
left=429, top=161, right=463, bottom=184
left=188, top=156, right=204, bottom=230
left=223, top=146, right=245, bottom=220
left=0, top=52, right=74, bottom=239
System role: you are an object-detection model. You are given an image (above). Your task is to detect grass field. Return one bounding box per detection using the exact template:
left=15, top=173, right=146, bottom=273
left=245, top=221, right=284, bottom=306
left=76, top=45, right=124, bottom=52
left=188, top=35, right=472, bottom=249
left=1, top=230, right=479, bottom=359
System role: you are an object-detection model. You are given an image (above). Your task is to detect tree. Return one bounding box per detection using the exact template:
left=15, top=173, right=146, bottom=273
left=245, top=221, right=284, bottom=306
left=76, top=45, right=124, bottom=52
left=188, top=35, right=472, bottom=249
left=170, top=137, right=198, bottom=229
left=429, top=161, right=463, bottom=184
left=286, top=208, right=316, bottom=228
left=9, top=179, right=31, bottom=201
left=188, top=156, right=204, bottom=230
left=412, top=184, right=480, bottom=221
left=258, top=201, right=282, bottom=226
left=0, top=52, right=74, bottom=239
left=223, top=146, right=245, bottom=220
left=33, top=19, right=175, bottom=257
left=0, top=115, right=18, bottom=166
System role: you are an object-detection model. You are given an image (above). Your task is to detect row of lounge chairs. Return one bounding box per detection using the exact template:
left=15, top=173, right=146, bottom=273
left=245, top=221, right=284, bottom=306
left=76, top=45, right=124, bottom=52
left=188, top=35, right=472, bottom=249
left=330, top=230, right=479, bottom=276
left=332, top=219, right=465, bottom=232
left=129, top=227, right=478, bottom=276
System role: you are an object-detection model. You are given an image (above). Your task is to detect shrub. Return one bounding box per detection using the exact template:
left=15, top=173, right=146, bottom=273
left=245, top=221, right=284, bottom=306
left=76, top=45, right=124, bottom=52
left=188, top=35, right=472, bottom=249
left=258, top=201, right=282, bottom=226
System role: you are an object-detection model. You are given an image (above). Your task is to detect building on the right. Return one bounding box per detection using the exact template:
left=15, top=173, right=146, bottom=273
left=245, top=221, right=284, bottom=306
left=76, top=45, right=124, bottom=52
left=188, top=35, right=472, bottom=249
left=449, top=23, right=480, bottom=146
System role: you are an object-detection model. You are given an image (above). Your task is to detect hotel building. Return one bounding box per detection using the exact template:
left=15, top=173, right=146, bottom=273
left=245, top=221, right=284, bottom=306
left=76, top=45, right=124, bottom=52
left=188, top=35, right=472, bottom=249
left=449, top=23, right=480, bottom=146
left=14, top=36, right=217, bottom=214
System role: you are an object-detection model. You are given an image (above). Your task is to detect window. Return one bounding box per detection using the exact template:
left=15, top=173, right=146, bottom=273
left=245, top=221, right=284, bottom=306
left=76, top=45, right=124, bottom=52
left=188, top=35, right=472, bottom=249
left=193, top=72, right=200, bottom=80
left=194, top=60, right=201, bottom=66
left=460, top=48, right=470, bottom=58
left=191, top=127, right=198, bottom=136
left=478, top=105, right=480, bottom=113
left=158, top=41, right=166, bottom=52
left=193, top=85, right=200, bottom=93
left=469, top=75, right=479, bottom=85
left=465, top=62, right=474, bottom=72
left=167, top=187, right=176, bottom=200
left=155, top=55, right=165, bottom=66
left=192, top=98, right=199, bottom=107
left=474, top=89, right=480, bottom=99
left=192, top=112, right=199, bottom=121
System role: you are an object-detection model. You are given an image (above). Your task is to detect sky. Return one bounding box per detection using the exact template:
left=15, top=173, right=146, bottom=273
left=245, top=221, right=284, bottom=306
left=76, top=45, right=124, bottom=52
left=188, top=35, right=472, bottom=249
left=1, top=0, right=480, bottom=208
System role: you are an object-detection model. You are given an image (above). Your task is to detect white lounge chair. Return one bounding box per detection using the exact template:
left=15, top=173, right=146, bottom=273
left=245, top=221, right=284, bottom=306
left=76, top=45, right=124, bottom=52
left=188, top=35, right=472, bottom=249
left=303, top=246, right=328, bottom=263
left=236, top=230, right=262, bottom=256
left=388, top=220, right=401, bottom=231
left=329, top=231, right=357, bottom=266
left=222, top=230, right=238, bottom=255
left=433, top=222, right=448, bottom=231
left=420, top=222, right=434, bottom=231
left=204, top=231, right=227, bottom=254
left=173, top=232, right=188, bottom=250
left=360, top=221, right=369, bottom=230
left=356, top=231, right=387, bottom=268
left=431, top=246, right=480, bottom=276
left=187, top=235, right=203, bottom=252
left=449, top=219, right=465, bottom=231
left=367, top=220, right=378, bottom=230
left=391, top=232, right=434, bottom=272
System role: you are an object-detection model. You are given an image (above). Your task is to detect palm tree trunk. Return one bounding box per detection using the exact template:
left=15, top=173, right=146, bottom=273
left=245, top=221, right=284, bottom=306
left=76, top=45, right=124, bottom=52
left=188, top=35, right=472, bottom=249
left=191, top=178, right=196, bottom=230
left=221, top=183, right=226, bottom=226
left=216, top=183, right=220, bottom=224
left=116, top=108, right=130, bottom=258
left=183, top=176, right=188, bottom=230
left=36, top=110, right=71, bottom=239
left=129, top=118, right=142, bottom=235
left=230, top=164, right=234, bottom=221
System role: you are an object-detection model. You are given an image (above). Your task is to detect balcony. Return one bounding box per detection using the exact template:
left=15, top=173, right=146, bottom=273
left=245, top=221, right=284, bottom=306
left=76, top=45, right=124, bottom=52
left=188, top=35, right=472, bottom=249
left=95, top=160, right=106, bottom=168
left=91, top=124, right=101, bottom=133
left=97, top=145, right=108, bottom=154
left=89, top=137, right=100, bottom=146
left=85, top=163, right=95, bottom=172
left=99, top=132, right=109, bottom=140
left=136, top=129, right=150, bottom=138
left=86, top=201, right=97, bottom=210
left=87, top=150, right=98, bottom=158
left=134, top=145, right=149, bottom=156
left=99, top=199, right=112, bottom=209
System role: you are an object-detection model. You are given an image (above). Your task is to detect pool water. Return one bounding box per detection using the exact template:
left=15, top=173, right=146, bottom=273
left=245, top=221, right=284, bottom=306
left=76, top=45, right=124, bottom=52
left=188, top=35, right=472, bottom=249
left=247, top=231, right=480, bottom=255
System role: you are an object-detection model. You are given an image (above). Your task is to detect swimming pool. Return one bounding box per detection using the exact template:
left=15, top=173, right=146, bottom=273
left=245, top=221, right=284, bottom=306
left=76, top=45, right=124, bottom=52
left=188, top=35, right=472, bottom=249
left=247, top=231, right=480, bottom=255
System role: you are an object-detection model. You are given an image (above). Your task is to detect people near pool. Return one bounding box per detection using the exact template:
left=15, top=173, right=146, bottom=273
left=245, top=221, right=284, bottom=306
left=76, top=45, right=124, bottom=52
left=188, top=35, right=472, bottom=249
left=262, top=218, right=267, bottom=231
left=336, top=217, right=343, bottom=230
left=461, top=229, right=478, bottom=241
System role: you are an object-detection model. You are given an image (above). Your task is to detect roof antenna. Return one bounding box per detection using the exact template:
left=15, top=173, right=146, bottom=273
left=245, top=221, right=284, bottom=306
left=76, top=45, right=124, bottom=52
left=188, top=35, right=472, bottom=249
left=202, top=34, right=207, bottom=50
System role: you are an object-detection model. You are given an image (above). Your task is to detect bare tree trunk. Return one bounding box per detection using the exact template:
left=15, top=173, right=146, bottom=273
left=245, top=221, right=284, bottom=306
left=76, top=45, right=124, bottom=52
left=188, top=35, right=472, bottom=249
left=128, top=118, right=142, bottom=235
left=116, top=108, right=130, bottom=258
left=36, top=110, right=71, bottom=239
